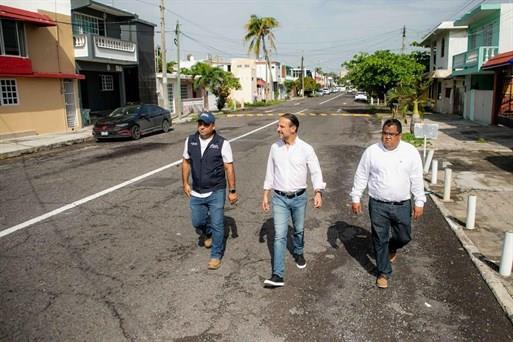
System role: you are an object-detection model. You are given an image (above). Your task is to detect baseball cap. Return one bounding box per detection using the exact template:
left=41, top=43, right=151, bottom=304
left=197, top=111, right=215, bottom=124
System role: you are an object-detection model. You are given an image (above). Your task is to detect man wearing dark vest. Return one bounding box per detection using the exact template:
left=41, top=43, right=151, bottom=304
left=182, top=111, right=238, bottom=270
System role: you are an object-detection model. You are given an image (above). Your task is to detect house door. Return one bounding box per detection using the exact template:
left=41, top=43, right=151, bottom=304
left=453, top=87, right=464, bottom=115
left=63, top=79, right=77, bottom=128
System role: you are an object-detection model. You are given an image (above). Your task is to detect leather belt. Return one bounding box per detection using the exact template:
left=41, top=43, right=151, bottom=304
left=274, top=189, right=306, bottom=198
left=371, top=198, right=410, bottom=205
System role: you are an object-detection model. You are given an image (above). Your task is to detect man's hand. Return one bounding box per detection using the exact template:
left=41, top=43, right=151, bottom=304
left=262, top=191, right=270, bottom=212
left=228, top=192, right=238, bottom=205
left=413, top=206, right=424, bottom=220
left=351, top=202, right=363, bottom=215
left=313, top=192, right=322, bottom=208
left=183, top=183, right=191, bottom=198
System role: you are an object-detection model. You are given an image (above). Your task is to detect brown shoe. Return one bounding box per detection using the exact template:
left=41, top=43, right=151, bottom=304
left=208, top=258, right=221, bottom=270
left=376, top=275, right=388, bottom=289
left=389, top=251, right=397, bottom=263
left=204, top=237, right=212, bottom=249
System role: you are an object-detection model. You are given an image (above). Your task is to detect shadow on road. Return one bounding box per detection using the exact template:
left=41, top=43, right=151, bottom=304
left=222, top=216, right=238, bottom=257
left=327, top=221, right=376, bottom=275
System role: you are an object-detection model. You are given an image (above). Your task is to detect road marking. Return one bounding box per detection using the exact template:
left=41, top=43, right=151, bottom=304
left=337, top=108, right=341, bottom=113
left=320, top=113, right=328, bottom=116
left=264, top=109, right=274, bottom=113
left=294, top=102, right=301, bottom=106
left=319, top=93, right=344, bottom=105
left=0, top=120, right=280, bottom=239
left=294, top=108, right=307, bottom=114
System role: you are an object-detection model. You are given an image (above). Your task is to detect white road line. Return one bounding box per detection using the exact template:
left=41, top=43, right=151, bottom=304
left=337, top=108, right=341, bottom=113
left=319, top=93, right=344, bottom=105
left=264, top=109, right=274, bottom=113
left=295, top=108, right=307, bottom=114
left=294, top=102, right=301, bottom=106
left=0, top=119, right=279, bottom=239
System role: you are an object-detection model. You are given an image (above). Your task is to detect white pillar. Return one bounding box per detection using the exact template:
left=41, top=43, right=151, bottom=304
left=443, top=168, right=452, bottom=202
left=431, top=159, right=438, bottom=185
left=424, top=149, right=435, bottom=174
left=465, top=195, right=477, bottom=230
left=499, top=232, right=513, bottom=277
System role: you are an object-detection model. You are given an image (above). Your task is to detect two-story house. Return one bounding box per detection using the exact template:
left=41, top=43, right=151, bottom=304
left=420, top=21, right=467, bottom=115
left=0, top=1, right=83, bottom=137
left=256, top=60, right=285, bottom=100
left=230, top=58, right=257, bottom=105
left=452, top=2, right=513, bottom=124
left=71, top=0, right=156, bottom=117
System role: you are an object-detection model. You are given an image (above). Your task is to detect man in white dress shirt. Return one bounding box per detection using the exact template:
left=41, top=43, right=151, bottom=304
left=262, top=113, right=326, bottom=287
left=350, top=118, right=425, bottom=289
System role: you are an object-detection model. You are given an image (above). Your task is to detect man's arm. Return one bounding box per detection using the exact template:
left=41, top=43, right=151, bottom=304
left=410, top=148, right=426, bottom=220
left=262, top=148, right=274, bottom=212
left=306, top=146, right=325, bottom=209
left=182, top=158, right=192, bottom=197
left=350, top=148, right=371, bottom=214
left=224, top=162, right=238, bottom=204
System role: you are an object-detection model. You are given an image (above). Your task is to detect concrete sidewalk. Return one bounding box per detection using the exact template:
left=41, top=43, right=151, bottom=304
left=419, top=112, right=513, bottom=323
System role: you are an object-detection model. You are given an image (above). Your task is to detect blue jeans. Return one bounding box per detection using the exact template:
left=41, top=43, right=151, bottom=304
left=271, top=191, right=308, bottom=278
left=368, top=198, right=412, bottom=278
left=190, top=189, right=226, bottom=259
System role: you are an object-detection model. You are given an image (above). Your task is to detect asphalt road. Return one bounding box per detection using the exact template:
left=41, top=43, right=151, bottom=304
left=1, top=94, right=512, bottom=341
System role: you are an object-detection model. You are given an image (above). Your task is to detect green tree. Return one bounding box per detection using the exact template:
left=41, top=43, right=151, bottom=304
left=155, top=47, right=176, bottom=73
left=185, top=62, right=241, bottom=111
left=244, top=15, right=279, bottom=101
left=295, top=76, right=319, bottom=96
left=343, top=50, right=424, bottom=99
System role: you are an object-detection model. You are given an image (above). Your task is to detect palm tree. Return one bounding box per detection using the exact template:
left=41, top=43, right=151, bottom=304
left=244, top=15, right=279, bottom=101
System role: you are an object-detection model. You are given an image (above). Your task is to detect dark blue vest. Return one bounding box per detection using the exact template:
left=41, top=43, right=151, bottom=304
left=188, top=132, right=226, bottom=193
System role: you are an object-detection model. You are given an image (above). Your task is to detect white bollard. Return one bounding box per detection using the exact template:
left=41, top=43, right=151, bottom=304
left=499, top=232, right=513, bottom=277
left=424, top=149, right=435, bottom=174
left=431, top=159, right=438, bottom=185
left=465, top=195, right=477, bottom=230
left=443, top=168, right=452, bottom=201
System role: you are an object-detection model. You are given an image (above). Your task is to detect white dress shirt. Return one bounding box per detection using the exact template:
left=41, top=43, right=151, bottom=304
left=183, top=135, right=233, bottom=198
left=264, top=137, right=326, bottom=192
left=350, top=140, right=426, bottom=207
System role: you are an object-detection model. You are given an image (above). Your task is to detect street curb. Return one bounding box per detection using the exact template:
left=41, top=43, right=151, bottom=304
left=426, top=182, right=513, bottom=325
left=0, top=136, right=94, bottom=160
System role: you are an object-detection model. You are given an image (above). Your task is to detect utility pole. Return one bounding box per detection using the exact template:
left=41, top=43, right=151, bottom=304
left=300, top=54, right=305, bottom=98
left=159, top=0, right=169, bottom=110
left=175, top=20, right=182, bottom=118
left=401, top=25, right=406, bottom=54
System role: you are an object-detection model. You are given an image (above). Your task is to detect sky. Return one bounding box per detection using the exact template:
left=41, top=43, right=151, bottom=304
left=97, top=0, right=503, bottom=72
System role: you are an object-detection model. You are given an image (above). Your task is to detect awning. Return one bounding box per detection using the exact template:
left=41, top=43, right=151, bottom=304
left=0, top=72, right=85, bottom=80
left=257, top=79, right=266, bottom=86
left=428, top=69, right=452, bottom=79
left=0, top=5, right=56, bottom=27
left=482, top=51, right=513, bottom=70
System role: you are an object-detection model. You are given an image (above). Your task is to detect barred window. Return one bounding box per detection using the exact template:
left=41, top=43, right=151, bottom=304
left=0, top=79, right=19, bottom=105
left=100, top=74, right=114, bottom=91
left=72, top=13, right=105, bottom=36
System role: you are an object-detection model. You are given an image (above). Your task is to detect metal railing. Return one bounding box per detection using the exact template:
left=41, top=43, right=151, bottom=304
left=94, top=36, right=136, bottom=52
left=452, top=46, right=498, bottom=73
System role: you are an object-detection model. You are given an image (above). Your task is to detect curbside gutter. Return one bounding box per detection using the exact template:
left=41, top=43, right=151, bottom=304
left=0, top=136, right=95, bottom=160
left=426, top=182, right=513, bottom=325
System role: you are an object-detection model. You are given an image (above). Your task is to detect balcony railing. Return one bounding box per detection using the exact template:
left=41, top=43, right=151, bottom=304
left=73, top=34, right=137, bottom=63
left=452, top=46, right=498, bottom=74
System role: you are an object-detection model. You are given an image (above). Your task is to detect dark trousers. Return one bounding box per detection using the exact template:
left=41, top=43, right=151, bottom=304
left=369, top=197, right=412, bottom=278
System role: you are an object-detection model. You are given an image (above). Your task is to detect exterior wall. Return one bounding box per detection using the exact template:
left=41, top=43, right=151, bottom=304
left=0, top=1, right=81, bottom=135
left=0, top=78, right=71, bottom=135
left=436, top=32, right=450, bottom=70
left=499, top=4, right=513, bottom=53
left=135, top=21, right=156, bottom=105
left=473, top=90, right=493, bottom=124
left=467, top=12, right=500, bottom=50
left=230, top=58, right=256, bottom=104
left=448, top=30, right=468, bottom=70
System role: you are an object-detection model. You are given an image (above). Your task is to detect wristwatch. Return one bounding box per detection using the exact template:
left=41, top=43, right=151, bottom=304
left=229, top=189, right=236, bottom=194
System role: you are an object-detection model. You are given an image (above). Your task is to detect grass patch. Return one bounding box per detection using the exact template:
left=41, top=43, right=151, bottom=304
left=244, top=99, right=285, bottom=108
left=402, top=132, right=429, bottom=147
left=477, top=137, right=486, bottom=143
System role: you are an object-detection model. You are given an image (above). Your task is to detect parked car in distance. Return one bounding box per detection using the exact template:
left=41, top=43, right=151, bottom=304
left=354, top=92, right=368, bottom=102
left=93, top=104, right=171, bottom=141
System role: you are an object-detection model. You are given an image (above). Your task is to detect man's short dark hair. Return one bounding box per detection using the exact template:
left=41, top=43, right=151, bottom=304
left=281, top=113, right=300, bottom=132
left=382, top=118, right=402, bottom=134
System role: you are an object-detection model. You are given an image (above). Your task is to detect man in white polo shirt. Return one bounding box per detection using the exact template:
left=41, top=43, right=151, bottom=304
left=262, top=113, right=326, bottom=287
left=350, top=118, right=426, bottom=289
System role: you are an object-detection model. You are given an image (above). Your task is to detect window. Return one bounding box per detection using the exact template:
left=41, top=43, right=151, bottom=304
left=0, top=19, right=26, bottom=56
left=445, top=88, right=451, bottom=98
left=469, top=31, right=477, bottom=50
left=0, top=79, right=19, bottom=105
left=440, top=38, right=445, bottom=58
left=100, top=74, right=114, bottom=91
left=483, top=24, right=493, bottom=46
left=63, top=80, right=76, bottom=127
left=72, top=13, right=105, bottom=36
left=167, top=83, right=189, bottom=101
